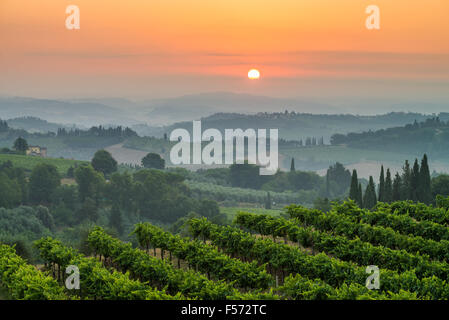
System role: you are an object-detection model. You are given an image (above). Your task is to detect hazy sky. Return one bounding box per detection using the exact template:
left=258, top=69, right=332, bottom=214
left=1, top=0, right=448, bottom=101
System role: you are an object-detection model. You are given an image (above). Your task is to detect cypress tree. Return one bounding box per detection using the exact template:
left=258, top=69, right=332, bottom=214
left=392, top=173, right=402, bottom=201
left=265, top=192, right=272, bottom=209
left=290, top=158, right=295, bottom=172
left=378, top=166, right=385, bottom=202
left=349, top=170, right=359, bottom=202
left=401, top=160, right=412, bottom=200
left=358, top=183, right=363, bottom=208
left=363, top=176, right=377, bottom=210
left=419, top=154, right=432, bottom=204
left=384, top=169, right=393, bottom=203
left=410, top=159, right=420, bottom=201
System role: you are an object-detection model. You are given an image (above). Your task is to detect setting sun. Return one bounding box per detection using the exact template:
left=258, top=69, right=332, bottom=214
left=248, top=69, right=260, bottom=80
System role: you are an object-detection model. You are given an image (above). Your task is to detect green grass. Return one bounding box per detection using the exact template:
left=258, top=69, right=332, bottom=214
left=220, top=206, right=283, bottom=221
left=0, top=153, right=87, bottom=175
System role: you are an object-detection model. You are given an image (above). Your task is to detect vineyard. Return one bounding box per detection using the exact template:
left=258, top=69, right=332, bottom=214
left=186, top=180, right=317, bottom=206
left=1, top=200, right=449, bottom=300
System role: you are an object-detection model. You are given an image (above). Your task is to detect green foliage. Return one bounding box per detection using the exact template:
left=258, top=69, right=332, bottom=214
left=0, top=172, right=22, bottom=208
left=35, top=206, right=55, bottom=231
left=330, top=117, right=449, bottom=158
left=66, top=166, right=74, bottom=178
left=35, top=237, right=179, bottom=300
left=378, top=166, right=385, bottom=202
left=78, top=198, right=98, bottom=223
left=265, top=192, right=272, bottom=209
left=88, top=227, right=257, bottom=300
left=238, top=211, right=449, bottom=285
left=326, top=162, right=351, bottom=197
left=106, top=172, right=134, bottom=211
left=349, top=170, right=359, bottom=203
left=0, top=153, right=87, bottom=176
left=392, top=173, right=402, bottom=201
left=186, top=180, right=317, bottom=206
left=91, top=149, right=117, bottom=176
left=313, top=197, right=331, bottom=212
left=410, top=159, right=420, bottom=201
left=432, top=175, right=449, bottom=199
left=280, top=274, right=419, bottom=300
left=0, top=244, right=67, bottom=300
left=188, top=217, right=438, bottom=299
left=363, top=176, right=377, bottom=209
left=384, top=169, right=393, bottom=203
left=141, top=152, right=165, bottom=169
left=13, top=137, right=28, bottom=153
left=132, top=223, right=273, bottom=289
left=0, top=206, right=52, bottom=243
left=74, top=164, right=105, bottom=203
left=418, top=154, right=432, bottom=204
left=29, top=163, right=60, bottom=204
left=229, top=163, right=266, bottom=189
left=109, top=205, right=124, bottom=235
left=436, top=195, right=449, bottom=210
left=288, top=201, right=449, bottom=262
left=353, top=155, right=433, bottom=205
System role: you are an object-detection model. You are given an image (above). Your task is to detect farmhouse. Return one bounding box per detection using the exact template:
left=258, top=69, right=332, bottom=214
left=26, top=145, right=47, bottom=157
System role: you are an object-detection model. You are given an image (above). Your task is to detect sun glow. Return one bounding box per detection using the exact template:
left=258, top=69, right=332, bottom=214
left=248, top=69, right=260, bottom=80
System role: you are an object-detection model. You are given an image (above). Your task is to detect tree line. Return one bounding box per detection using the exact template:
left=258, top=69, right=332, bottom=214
left=349, top=154, right=433, bottom=209
left=57, top=125, right=137, bottom=138
left=330, top=117, right=449, bottom=158
left=0, top=149, right=223, bottom=238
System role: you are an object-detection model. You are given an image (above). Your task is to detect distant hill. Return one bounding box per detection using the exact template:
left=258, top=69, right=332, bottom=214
left=0, top=123, right=138, bottom=161
left=134, top=111, right=436, bottom=142
left=6, top=117, right=75, bottom=133
left=142, top=92, right=340, bottom=125
left=330, top=116, right=449, bottom=158
left=0, top=97, right=140, bottom=127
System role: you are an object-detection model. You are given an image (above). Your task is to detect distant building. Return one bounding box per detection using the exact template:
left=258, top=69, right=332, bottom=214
left=26, top=145, right=47, bottom=157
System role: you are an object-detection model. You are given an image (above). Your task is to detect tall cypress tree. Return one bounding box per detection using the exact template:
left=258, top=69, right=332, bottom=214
left=358, top=183, right=363, bottom=208
left=410, top=159, right=420, bottom=201
left=349, top=169, right=359, bottom=201
left=392, top=172, right=402, bottom=201
left=419, top=154, right=432, bottom=204
left=290, top=158, right=295, bottom=172
left=384, top=169, right=393, bottom=203
left=363, top=176, right=377, bottom=210
left=401, top=160, right=411, bottom=200
left=265, top=192, right=272, bottom=209
left=378, top=166, right=385, bottom=202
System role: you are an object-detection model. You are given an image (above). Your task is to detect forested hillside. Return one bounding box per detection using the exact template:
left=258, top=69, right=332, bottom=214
left=331, top=117, right=449, bottom=157
left=134, top=111, right=438, bottom=142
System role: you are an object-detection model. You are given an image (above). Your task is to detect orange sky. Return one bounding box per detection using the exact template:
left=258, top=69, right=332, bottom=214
left=0, top=0, right=448, bottom=99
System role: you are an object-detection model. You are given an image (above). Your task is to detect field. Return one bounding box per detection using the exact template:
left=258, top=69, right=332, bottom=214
left=2, top=199, right=449, bottom=300
left=0, top=153, right=87, bottom=175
